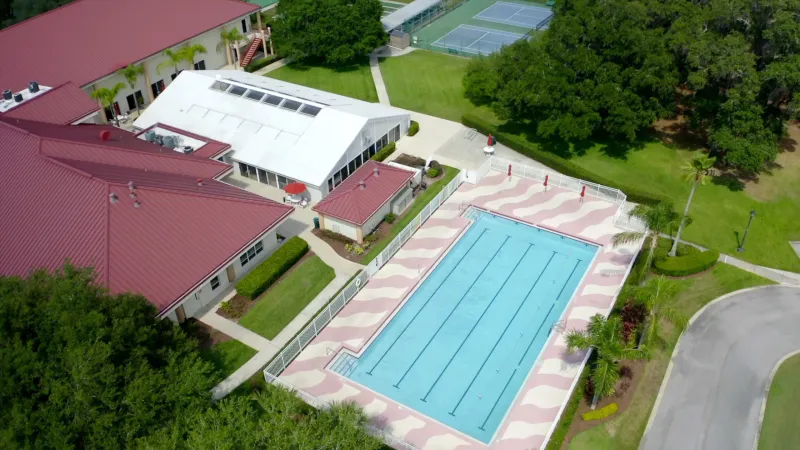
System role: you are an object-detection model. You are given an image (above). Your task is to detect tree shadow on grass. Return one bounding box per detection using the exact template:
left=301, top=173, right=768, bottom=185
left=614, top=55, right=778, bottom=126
left=286, top=57, right=371, bottom=74
left=711, top=173, right=745, bottom=192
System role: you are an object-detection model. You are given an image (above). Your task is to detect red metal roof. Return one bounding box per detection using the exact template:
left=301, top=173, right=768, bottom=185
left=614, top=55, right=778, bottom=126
left=0, top=82, right=99, bottom=124
left=313, top=161, right=414, bottom=225
left=0, top=0, right=258, bottom=90
left=0, top=118, right=292, bottom=314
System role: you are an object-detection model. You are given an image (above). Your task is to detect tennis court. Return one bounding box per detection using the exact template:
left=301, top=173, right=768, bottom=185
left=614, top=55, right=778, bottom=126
left=432, top=24, right=524, bottom=55
left=381, top=0, right=406, bottom=16
left=474, top=1, right=552, bottom=28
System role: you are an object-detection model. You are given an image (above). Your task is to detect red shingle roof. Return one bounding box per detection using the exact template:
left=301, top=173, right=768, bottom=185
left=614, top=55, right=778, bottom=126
left=313, top=161, right=414, bottom=225
left=0, top=118, right=292, bottom=314
left=0, top=0, right=258, bottom=90
left=0, top=82, right=99, bottom=124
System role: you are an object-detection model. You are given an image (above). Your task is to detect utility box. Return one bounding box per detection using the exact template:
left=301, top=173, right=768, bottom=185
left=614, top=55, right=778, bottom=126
left=389, top=30, right=411, bottom=49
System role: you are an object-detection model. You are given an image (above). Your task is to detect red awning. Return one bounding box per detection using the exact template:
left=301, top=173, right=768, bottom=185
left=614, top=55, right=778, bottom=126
left=284, top=182, right=306, bottom=195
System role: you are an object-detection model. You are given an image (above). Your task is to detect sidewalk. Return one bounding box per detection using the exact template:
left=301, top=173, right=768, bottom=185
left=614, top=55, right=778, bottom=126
left=369, top=54, right=391, bottom=105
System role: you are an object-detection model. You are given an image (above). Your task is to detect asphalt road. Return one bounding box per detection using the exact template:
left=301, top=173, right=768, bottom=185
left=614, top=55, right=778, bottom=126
left=641, top=286, right=800, bottom=450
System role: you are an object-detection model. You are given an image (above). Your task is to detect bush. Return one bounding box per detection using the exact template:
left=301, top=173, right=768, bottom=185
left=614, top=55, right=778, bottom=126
left=427, top=167, right=442, bottom=178
left=371, top=142, right=396, bottom=162
left=218, top=301, right=234, bottom=314
left=653, top=249, right=720, bottom=277
left=393, top=153, right=426, bottom=167
left=244, top=55, right=283, bottom=73
left=461, top=113, right=672, bottom=206
left=581, top=403, right=619, bottom=421
left=363, top=233, right=380, bottom=243
left=654, top=237, right=700, bottom=260
left=384, top=213, right=396, bottom=224
left=318, top=229, right=354, bottom=244
left=235, top=236, right=309, bottom=299
left=619, top=301, right=648, bottom=343
left=408, top=120, right=419, bottom=136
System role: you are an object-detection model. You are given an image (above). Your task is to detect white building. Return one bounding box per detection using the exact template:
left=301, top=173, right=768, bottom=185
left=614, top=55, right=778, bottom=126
left=133, top=70, right=412, bottom=201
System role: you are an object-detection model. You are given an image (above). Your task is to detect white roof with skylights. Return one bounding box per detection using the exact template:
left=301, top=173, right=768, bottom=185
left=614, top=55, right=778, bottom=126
left=133, top=70, right=409, bottom=187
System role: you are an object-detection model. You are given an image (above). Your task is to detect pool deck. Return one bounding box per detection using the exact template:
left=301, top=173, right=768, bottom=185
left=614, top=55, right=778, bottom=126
left=280, top=171, right=642, bottom=450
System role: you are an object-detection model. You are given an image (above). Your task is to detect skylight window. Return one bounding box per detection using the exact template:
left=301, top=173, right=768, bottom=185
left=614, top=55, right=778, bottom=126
left=211, top=81, right=230, bottom=92
left=228, top=85, right=247, bottom=97
left=262, top=95, right=284, bottom=106
left=300, top=104, right=321, bottom=117
left=245, top=90, right=265, bottom=101
left=280, top=99, right=302, bottom=112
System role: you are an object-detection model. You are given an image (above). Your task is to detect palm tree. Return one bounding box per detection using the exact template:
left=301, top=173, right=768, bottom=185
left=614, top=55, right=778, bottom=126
left=117, top=64, right=144, bottom=116
left=179, top=43, right=207, bottom=69
left=623, top=275, right=686, bottom=347
left=90, top=82, right=126, bottom=126
left=669, top=154, right=716, bottom=256
left=613, top=202, right=680, bottom=277
left=156, top=48, right=183, bottom=78
left=565, top=314, right=650, bottom=408
left=217, top=27, right=247, bottom=69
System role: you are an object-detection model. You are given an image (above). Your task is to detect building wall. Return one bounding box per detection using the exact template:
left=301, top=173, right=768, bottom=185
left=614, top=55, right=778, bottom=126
left=166, top=226, right=282, bottom=320
left=321, top=214, right=359, bottom=241
left=85, top=17, right=250, bottom=116
left=362, top=200, right=392, bottom=239
left=391, top=186, right=413, bottom=215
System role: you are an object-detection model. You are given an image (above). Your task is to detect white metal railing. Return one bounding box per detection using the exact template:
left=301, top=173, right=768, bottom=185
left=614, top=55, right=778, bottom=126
left=265, top=373, right=419, bottom=450
left=489, top=156, right=627, bottom=207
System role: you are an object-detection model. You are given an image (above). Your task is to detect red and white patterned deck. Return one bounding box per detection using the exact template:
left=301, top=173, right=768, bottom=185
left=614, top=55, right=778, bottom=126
left=280, top=172, right=642, bottom=450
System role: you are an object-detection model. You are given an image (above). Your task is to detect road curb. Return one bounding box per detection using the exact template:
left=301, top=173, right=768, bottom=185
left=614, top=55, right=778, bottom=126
left=640, top=285, right=792, bottom=445
left=752, top=349, right=800, bottom=450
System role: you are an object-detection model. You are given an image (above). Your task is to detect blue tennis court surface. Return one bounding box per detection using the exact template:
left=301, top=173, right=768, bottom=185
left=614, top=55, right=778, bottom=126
left=475, top=1, right=553, bottom=29
left=432, top=24, right=524, bottom=56
left=333, top=209, right=597, bottom=442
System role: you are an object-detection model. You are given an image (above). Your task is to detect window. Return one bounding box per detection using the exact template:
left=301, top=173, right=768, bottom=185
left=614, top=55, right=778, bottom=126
left=228, top=85, right=247, bottom=97
left=368, top=143, right=376, bottom=157
left=362, top=148, right=369, bottom=162
left=241, top=18, right=248, bottom=33
left=339, top=166, right=349, bottom=182
left=380, top=134, right=388, bottom=148
left=238, top=162, right=248, bottom=176
left=194, top=60, right=206, bottom=70
left=255, top=241, right=263, bottom=254
left=333, top=171, right=342, bottom=187
left=210, top=276, right=220, bottom=290
left=239, top=241, right=263, bottom=266
left=355, top=154, right=363, bottom=169
left=349, top=159, right=356, bottom=174
left=126, top=91, right=143, bottom=111
left=104, top=102, right=120, bottom=121
left=394, top=124, right=400, bottom=139
left=328, top=178, right=334, bottom=192
left=211, top=80, right=230, bottom=92
left=300, top=104, right=321, bottom=117
left=267, top=171, right=277, bottom=187
left=151, top=80, right=166, bottom=98
left=277, top=175, right=288, bottom=188
left=262, top=95, right=283, bottom=106
left=246, top=90, right=265, bottom=101
left=257, top=168, right=267, bottom=184
left=280, top=99, right=302, bottom=111
left=171, top=73, right=178, bottom=81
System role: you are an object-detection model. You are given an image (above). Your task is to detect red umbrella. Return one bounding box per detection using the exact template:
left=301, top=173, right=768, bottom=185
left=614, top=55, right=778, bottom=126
left=284, top=182, right=306, bottom=195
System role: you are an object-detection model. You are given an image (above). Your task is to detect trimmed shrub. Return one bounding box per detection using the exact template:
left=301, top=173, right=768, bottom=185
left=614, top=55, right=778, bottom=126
left=581, top=403, right=619, bottom=421
left=363, top=233, right=380, bottom=243
left=653, top=249, right=719, bottom=277
left=408, top=120, right=419, bottom=136
left=461, top=113, right=672, bottom=206
left=371, top=142, right=396, bottom=162
left=235, top=236, right=309, bottom=299
left=244, top=55, right=283, bottom=73
left=384, top=213, right=397, bottom=224
left=427, top=167, right=442, bottom=178
left=318, top=229, right=354, bottom=244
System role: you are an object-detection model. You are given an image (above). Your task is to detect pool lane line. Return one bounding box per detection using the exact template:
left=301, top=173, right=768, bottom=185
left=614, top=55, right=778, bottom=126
left=516, top=259, right=581, bottom=366
left=393, top=236, right=511, bottom=389
left=448, top=251, right=557, bottom=416
left=365, top=228, right=489, bottom=376
left=479, top=368, right=518, bottom=431
left=420, top=244, right=534, bottom=402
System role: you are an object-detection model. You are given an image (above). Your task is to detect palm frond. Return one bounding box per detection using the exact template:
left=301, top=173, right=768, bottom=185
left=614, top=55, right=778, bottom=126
left=612, top=231, right=644, bottom=247
left=564, top=329, right=593, bottom=353
left=591, top=357, right=620, bottom=399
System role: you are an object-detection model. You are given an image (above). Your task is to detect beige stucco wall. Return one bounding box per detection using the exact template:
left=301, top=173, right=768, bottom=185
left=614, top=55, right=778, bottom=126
left=321, top=214, right=359, bottom=241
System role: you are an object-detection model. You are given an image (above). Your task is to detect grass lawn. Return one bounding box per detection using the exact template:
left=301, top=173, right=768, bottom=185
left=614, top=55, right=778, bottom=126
left=200, top=340, right=257, bottom=383
left=758, top=353, right=800, bottom=450
left=238, top=255, right=335, bottom=340
left=362, top=166, right=460, bottom=263
left=378, top=51, right=499, bottom=123
left=265, top=58, right=378, bottom=103
left=565, top=263, right=774, bottom=450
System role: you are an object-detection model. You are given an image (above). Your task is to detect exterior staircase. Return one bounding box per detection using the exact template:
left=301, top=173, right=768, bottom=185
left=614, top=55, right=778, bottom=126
left=240, top=38, right=262, bottom=67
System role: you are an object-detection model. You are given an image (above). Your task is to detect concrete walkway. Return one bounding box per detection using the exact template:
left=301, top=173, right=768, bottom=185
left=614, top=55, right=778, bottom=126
left=369, top=55, right=391, bottom=105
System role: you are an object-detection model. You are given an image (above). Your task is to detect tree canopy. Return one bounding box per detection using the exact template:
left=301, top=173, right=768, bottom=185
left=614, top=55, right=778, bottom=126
left=274, top=0, right=386, bottom=64
left=1, top=0, right=76, bottom=28
left=464, top=0, right=800, bottom=173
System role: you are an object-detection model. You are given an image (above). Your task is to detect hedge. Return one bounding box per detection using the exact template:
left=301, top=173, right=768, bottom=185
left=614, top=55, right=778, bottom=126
left=653, top=249, right=719, bottom=277
left=317, top=229, right=354, bottom=245
left=461, top=114, right=672, bottom=206
left=236, top=236, right=309, bottom=299
left=371, top=142, right=396, bottom=162
left=581, top=403, right=619, bottom=421
left=544, top=363, right=592, bottom=450
left=408, top=120, right=420, bottom=136
left=244, top=55, right=283, bottom=73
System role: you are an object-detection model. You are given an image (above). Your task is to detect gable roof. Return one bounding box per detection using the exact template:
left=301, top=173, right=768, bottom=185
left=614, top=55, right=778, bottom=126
left=313, top=161, right=414, bottom=225
left=0, top=82, right=99, bottom=124
left=0, top=0, right=258, bottom=91
left=133, top=70, right=410, bottom=187
left=0, top=118, right=292, bottom=314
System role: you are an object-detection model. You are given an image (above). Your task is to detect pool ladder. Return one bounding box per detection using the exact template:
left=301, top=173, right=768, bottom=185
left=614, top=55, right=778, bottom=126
left=462, top=206, right=480, bottom=222
left=330, top=352, right=359, bottom=377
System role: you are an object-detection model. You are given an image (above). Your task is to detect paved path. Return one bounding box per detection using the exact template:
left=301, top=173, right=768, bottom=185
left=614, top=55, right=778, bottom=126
left=369, top=54, right=391, bottom=105
left=642, top=286, right=800, bottom=450
left=199, top=309, right=276, bottom=352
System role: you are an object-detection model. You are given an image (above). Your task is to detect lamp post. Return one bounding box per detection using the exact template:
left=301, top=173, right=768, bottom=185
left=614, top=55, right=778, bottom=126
left=737, top=210, right=756, bottom=252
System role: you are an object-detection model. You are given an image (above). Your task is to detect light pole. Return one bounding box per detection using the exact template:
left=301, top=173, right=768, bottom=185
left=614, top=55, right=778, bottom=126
left=737, top=210, right=756, bottom=252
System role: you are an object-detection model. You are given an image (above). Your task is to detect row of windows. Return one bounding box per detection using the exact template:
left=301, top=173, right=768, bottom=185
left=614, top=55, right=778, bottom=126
left=326, top=124, right=401, bottom=193
left=240, top=241, right=264, bottom=267
left=211, top=80, right=321, bottom=117
left=238, top=163, right=294, bottom=189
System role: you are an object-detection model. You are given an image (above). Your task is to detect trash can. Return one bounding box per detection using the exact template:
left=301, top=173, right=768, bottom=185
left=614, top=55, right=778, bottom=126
left=313, top=217, right=320, bottom=229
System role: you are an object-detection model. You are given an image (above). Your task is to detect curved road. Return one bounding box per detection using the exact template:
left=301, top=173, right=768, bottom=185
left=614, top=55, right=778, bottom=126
left=641, top=285, right=800, bottom=450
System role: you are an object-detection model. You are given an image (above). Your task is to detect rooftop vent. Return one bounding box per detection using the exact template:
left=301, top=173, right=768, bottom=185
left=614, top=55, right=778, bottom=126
left=177, top=145, right=194, bottom=154
left=2, top=90, right=11, bottom=100
left=99, top=130, right=111, bottom=141
left=133, top=201, right=141, bottom=208
left=196, top=178, right=204, bottom=187
left=28, top=81, right=39, bottom=93
left=128, top=181, right=136, bottom=191
left=373, top=167, right=380, bottom=177
left=13, top=92, right=23, bottom=103
left=359, top=180, right=366, bottom=190
left=109, top=193, right=119, bottom=204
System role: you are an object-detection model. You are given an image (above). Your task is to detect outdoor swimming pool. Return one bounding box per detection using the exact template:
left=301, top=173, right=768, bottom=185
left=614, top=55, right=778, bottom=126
left=330, top=209, right=597, bottom=443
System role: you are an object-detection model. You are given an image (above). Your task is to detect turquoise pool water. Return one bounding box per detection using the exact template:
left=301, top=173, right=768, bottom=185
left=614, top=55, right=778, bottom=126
left=333, top=210, right=597, bottom=443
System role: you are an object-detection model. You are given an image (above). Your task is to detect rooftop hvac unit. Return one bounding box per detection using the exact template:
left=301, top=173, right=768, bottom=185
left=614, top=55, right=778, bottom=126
left=161, top=135, right=178, bottom=149
left=144, top=130, right=157, bottom=143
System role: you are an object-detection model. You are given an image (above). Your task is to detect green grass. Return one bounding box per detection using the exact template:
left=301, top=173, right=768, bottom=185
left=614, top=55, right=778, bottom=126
left=362, top=165, right=460, bottom=263
left=265, top=59, right=378, bottom=102
left=200, top=340, right=258, bottom=383
left=378, top=51, right=499, bottom=123
left=759, top=353, right=800, bottom=450
left=239, top=256, right=335, bottom=340
left=566, top=263, right=774, bottom=450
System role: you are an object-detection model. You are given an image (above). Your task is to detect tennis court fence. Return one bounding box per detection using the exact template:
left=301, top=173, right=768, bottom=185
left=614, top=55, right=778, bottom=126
left=400, top=0, right=469, bottom=34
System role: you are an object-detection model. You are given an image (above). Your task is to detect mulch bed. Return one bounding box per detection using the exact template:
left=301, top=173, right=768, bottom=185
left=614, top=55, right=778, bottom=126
left=215, top=251, right=315, bottom=321
left=311, top=229, right=364, bottom=262
left=561, top=359, right=645, bottom=448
